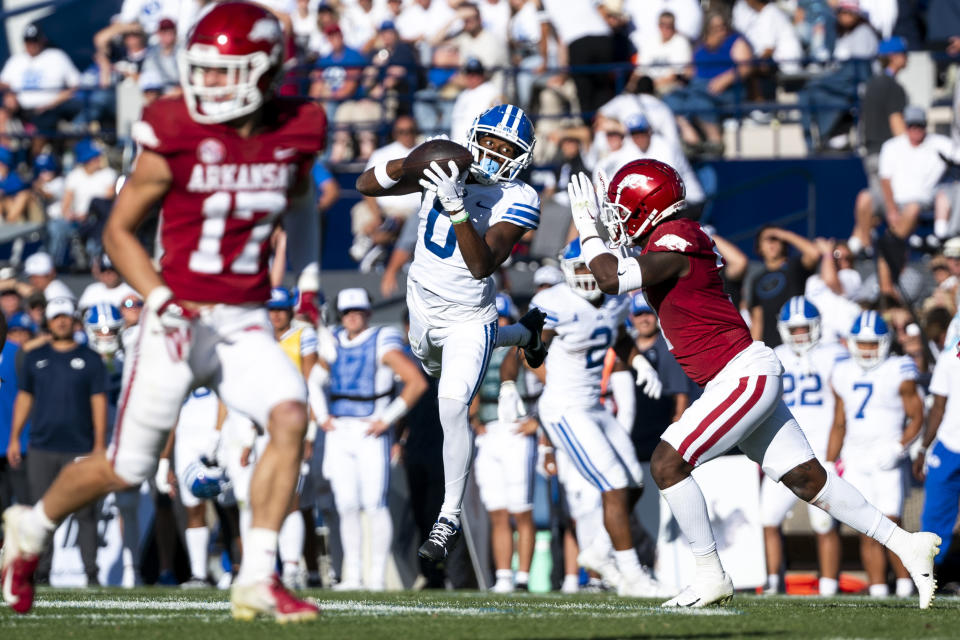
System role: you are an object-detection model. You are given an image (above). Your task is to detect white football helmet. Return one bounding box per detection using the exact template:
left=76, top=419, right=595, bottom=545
left=559, top=238, right=602, bottom=301
left=849, top=311, right=891, bottom=370
left=83, top=302, right=123, bottom=356
left=777, top=296, right=822, bottom=355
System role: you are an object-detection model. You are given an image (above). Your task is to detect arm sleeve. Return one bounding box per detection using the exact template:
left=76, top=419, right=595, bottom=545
left=299, top=326, right=318, bottom=357
left=898, top=356, right=919, bottom=383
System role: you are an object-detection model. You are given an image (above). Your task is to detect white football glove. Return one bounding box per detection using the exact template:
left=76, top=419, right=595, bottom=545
left=155, top=457, right=173, bottom=495
left=876, top=441, right=906, bottom=471
left=420, top=160, right=466, bottom=213
left=631, top=354, right=663, bottom=400
left=498, top=381, right=527, bottom=424
left=146, top=285, right=198, bottom=362
left=567, top=171, right=601, bottom=242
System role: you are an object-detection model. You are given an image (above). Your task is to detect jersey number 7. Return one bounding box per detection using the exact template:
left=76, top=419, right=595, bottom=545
left=190, top=190, right=286, bottom=274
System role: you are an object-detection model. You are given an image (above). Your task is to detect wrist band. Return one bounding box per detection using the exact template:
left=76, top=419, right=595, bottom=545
left=380, top=396, right=410, bottom=427
left=374, top=162, right=399, bottom=189
left=616, top=256, right=643, bottom=294
left=580, top=236, right=608, bottom=265
left=449, top=208, right=469, bottom=224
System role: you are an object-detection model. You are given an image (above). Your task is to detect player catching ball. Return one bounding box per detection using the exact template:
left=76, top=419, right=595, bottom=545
left=566, top=159, right=941, bottom=609
left=357, top=104, right=548, bottom=562
left=2, top=2, right=322, bottom=621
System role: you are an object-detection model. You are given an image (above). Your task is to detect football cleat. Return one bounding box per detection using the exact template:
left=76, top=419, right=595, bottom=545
left=618, top=566, right=674, bottom=598
left=417, top=517, right=461, bottom=563
left=661, top=572, right=734, bottom=608
left=1, top=506, right=40, bottom=614
left=577, top=545, right=622, bottom=590
left=230, top=574, right=320, bottom=623
left=518, top=308, right=548, bottom=368
left=180, top=576, right=211, bottom=589
left=899, top=532, right=941, bottom=609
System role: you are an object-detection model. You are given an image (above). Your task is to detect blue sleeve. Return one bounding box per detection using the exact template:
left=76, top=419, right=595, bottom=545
left=311, top=160, right=332, bottom=189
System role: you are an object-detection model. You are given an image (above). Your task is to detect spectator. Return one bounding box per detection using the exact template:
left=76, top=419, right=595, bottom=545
left=704, top=227, right=749, bottom=311
left=310, top=158, right=341, bottom=236
left=797, top=0, right=878, bottom=151
left=0, top=284, right=24, bottom=320
left=396, top=0, right=456, bottom=64
left=663, top=9, right=753, bottom=154
left=7, top=296, right=107, bottom=586
left=540, top=0, right=616, bottom=117
left=439, top=2, right=510, bottom=75
left=306, top=3, right=339, bottom=59
left=140, top=18, right=181, bottom=96
left=478, top=0, right=512, bottom=36
left=291, top=0, right=320, bottom=55
left=24, top=292, right=46, bottom=333
left=113, top=0, right=181, bottom=38
left=0, top=147, right=34, bottom=223
left=789, top=0, right=835, bottom=62
left=119, top=293, right=143, bottom=334
left=0, top=23, right=81, bottom=150
left=309, top=24, right=376, bottom=163
left=927, top=0, right=960, bottom=45
left=0, top=320, right=29, bottom=538
left=78, top=255, right=137, bottom=311
left=24, top=251, right=74, bottom=302
left=342, top=0, right=386, bottom=54
left=32, top=154, right=68, bottom=263
left=361, top=21, right=422, bottom=118
left=860, top=0, right=898, bottom=39
left=350, top=116, right=421, bottom=271
left=804, top=238, right=863, bottom=343
left=850, top=36, right=908, bottom=255
left=60, top=139, right=119, bottom=263
left=509, top=0, right=553, bottom=110
left=595, top=74, right=681, bottom=151
left=626, top=0, right=704, bottom=47
left=749, top=226, right=821, bottom=347
left=449, top=58, right=504, bottom=143
left=637, top=11, right=693, bottom=96
left=733, top=0, right=803, bottom=81
left=871, top=107, right=959, bottom=297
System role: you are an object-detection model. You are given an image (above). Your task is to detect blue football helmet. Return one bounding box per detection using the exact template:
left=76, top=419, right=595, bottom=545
left=267, top=286, right=297, bottom=310
left=849, top=310, right=891, bottom=370
left=184, top=457, right=229, bottom=499
left=467, top=104, right=536, bottom=184
left=83, top=302, right=124, bottom=356
left=495, top=292, right=518, bottom=320
left=559, top=238, right=602, bottom=301
left=777, top=296, right=821, bottom=354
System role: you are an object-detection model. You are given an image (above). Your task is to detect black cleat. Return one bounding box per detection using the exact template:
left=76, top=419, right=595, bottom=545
left=418, top=517, right=461, bottom=563
left=518, top=308, right=548, bottom=368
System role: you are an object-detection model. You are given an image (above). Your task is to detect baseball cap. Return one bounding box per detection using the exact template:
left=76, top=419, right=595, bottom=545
left=380, top=20, right=396, bottom=31
left=630, top=292, right=653, bottom=315
left=533, top=264, right=564, bottom=287
left=23, top=23, right=42, bottom=41
left=8, top=312, right=36, bottom=334
left=24, top=251, right=54, bottom=277
left=904, top=105, right=927, bottom=126
left=337, top=288, right=371, bottom=313
left=45, top=296, right=76, bottom=320
left=836, top=0, right=864, bottom=14
left=323, top=23, right=342, bottom=36
left=878, top=36, right=907, bottom=55
left=626, top=113, right=651, bottom=133
left=33, top=153, right=58, bottom=174
left=464, top=57, right=485, bottom=75
left=74, top=139, right=102, bottom=164
left=943, top=237, right=960, bottom=259
left=158, top=18, right=176, bottom=31
left=98, top=253, right=115, bottom=271
left=267, top=286, right=297, bottom=310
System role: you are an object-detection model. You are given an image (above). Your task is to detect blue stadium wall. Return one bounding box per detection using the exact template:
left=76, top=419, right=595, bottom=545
left=0, top=0, right=123, bottom=69
left=323, top=156, right=868, bottom=269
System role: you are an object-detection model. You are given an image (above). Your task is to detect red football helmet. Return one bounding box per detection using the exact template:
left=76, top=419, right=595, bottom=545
left=600, top=159, right=686, bottom=247
left=178, top=1, right=284, bottom=124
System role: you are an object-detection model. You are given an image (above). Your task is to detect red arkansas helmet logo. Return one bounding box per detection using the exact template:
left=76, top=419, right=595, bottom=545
left=198, top=138, right=226, bottom=164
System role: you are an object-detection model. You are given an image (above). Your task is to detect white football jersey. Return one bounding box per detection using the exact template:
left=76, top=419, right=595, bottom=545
left=831, top=355, right=918, bottom=458
left=407, top=179, right=540, bottom=321
left=532, top=284, right=631, bottom=409
left=774, top=342, right=848, bottom=456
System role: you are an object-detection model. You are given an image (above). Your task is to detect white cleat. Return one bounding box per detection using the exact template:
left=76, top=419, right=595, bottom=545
left=661, top=572, right=734, bottom=608
left=898, top=532, right=941, bottom=610
left=618, top=567, right=675, bottom=598
left=491, top=580, right=515, bottom=594
left=230, top=575, right=319, bottom=623
left=577, top=547, right=622, bottom=590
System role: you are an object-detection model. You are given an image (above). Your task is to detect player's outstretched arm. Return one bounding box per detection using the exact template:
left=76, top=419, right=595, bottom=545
left=103, top=149, right=173, bottom=298
left=356, top=158, right=420, bottom=197
left=586, top=250, right=688, bottom=296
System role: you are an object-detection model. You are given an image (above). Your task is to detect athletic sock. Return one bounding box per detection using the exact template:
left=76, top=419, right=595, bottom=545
left=495, top=324, right=531, bottom=347
left=20, top=500, right=57, bottom=554
left=818, top=577, right=838, bottom=596
left=869, top=583, right=889, bottom=597
left=235, top=528, right=278, bottom=586
left=437, top=397, right=473, bottom=526
left=368, top=507, right=393, bottom=589
left=278, top=511, right=305, bottom=566
left=766, top=574, right=780, bottom=592
left=896, top=577, right=914, bottom=597
left=514, top=570, right=529, bottom=585
left=661, top=477, right=722, bottom=573
left=185, top=527, right=210, bottom=580
left=811, top=474, right=896, bottom=546
left=339, top=509, right=362, bottom=585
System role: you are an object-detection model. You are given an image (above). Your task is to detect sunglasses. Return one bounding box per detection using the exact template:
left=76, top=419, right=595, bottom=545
left=122, top=299, right=144, bottom=309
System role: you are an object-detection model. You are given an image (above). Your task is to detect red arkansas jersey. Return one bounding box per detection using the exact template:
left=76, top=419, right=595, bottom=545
left=132, top=96, right=326, bottom=304
left=641, top=218, right=752, bottom=386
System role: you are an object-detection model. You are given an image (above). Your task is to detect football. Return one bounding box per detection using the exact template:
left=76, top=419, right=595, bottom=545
left=400, top=139, right=474, bottom=189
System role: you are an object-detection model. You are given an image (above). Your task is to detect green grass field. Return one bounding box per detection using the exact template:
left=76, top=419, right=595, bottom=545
left=2, top=588, right=958, bottom=639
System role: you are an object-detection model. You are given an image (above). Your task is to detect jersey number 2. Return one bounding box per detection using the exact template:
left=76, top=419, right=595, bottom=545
left=585, top=327, right=614, bottom=369
left=190, top=191, right=286, bottom=274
